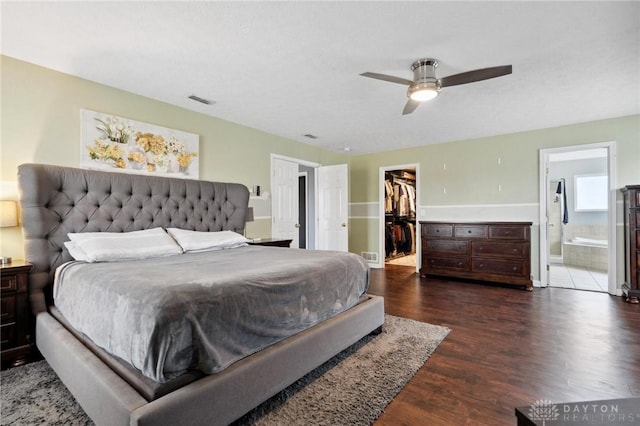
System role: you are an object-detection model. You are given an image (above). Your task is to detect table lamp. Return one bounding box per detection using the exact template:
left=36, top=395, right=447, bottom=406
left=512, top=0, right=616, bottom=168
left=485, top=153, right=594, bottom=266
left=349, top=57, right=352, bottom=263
left=0, top=200, right=18, bottom=265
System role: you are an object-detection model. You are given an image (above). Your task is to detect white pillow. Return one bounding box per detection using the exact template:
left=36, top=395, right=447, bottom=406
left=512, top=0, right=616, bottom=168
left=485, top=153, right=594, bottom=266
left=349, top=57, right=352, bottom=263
left=67, top=228, right=183, bottom=262
left=64, top=241, right=90, bottom=262
left=167, top=228, right=249, bottom=252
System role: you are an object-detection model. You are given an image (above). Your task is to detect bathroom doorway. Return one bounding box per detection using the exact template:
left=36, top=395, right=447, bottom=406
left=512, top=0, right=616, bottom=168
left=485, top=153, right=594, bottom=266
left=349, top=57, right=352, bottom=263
left=539, top=142, right=617, bottom=294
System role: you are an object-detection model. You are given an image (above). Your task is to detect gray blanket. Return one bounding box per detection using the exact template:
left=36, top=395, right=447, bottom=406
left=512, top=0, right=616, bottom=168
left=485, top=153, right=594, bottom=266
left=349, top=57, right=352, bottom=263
left=53, top=246, right=369, bottom=382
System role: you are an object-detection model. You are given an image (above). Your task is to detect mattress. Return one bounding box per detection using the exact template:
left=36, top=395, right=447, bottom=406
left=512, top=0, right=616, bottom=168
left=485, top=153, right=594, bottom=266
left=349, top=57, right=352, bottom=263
left=53, top=246, right=369, bottom=382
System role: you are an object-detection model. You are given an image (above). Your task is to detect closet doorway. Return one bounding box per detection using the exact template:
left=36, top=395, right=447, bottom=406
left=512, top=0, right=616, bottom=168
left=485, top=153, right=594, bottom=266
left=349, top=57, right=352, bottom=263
left=379, top=164, right=419, bottom=273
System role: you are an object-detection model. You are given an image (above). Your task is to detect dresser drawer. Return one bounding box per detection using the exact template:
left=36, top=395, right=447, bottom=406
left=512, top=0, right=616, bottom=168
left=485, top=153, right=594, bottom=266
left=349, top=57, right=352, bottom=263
left=423, top=224, right=453, bottom=238
left=0, top=296, right=16, bottom=323
left=0, top=275, right=17, bottom=292
left=472, top=242, right=527, bottom=258
left=423, top=256, right=470, bottom=272
left=0, top=323, right=16, bottom=347
left=472, top=259, right=526, bottom=277
left=488, top=225, right=526, bottom=240
left=455, top=225, right=487, bottom=239
left=424, top=240, right=469, bottom=255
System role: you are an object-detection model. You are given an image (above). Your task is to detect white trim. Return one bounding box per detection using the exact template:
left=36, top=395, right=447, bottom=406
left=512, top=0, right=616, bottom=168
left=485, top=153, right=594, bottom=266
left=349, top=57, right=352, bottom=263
left=424, top=203, right=539, bottom=209
left=349, top=202, right=379, bottom=219
left=270, top=153, right=321, bottom=169
left=351, top=202, right=541, bottom=221
left=379, top=163, right=420, bottom=273
left=538, top=141, right=617, bottom=295
left=351, top=202, right=538, bottom=208
left=421, top=203, right=538, bottom=223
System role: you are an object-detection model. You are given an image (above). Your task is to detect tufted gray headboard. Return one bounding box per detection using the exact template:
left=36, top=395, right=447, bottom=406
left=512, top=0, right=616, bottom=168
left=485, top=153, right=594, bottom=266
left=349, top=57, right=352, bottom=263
left=18, top=163, right=249, bottom=314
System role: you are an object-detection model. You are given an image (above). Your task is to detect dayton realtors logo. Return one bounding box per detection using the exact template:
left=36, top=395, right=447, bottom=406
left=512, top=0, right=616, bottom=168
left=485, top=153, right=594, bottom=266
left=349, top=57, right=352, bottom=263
left=528, top=399, right=638, bottom=424
left=529, top=400, right=560, bottom=425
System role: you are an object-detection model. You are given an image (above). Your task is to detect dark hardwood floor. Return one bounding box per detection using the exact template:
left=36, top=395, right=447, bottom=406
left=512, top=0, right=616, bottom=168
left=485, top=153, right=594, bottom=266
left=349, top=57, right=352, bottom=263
left=368, top=264, right=640, bottom=425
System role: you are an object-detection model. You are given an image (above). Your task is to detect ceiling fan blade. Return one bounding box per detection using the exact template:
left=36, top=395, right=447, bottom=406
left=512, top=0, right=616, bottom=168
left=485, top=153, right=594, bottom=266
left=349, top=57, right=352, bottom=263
left=360, top=72, right=413, bottom=86
left=402, top=99, right=420, bottom=115
left=440, top=65, right=512, bottom=88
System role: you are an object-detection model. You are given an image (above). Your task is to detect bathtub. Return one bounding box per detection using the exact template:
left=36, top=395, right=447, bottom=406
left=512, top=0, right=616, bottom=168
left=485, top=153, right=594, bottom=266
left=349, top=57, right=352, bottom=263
left=563, top=237, right=608, bottom=271
left=570, top=236, right=608, bottom=248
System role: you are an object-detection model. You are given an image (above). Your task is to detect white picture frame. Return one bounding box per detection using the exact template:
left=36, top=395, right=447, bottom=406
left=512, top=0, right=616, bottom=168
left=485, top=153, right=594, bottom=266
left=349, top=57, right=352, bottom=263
left=81, top=109, right=199, bottom=179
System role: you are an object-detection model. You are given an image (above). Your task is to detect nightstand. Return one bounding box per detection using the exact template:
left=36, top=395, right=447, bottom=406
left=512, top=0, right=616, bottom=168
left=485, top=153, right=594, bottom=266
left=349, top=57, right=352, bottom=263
left=1, top=260, right=33, bottom=368
left=248, top=238, right=293, bottom=248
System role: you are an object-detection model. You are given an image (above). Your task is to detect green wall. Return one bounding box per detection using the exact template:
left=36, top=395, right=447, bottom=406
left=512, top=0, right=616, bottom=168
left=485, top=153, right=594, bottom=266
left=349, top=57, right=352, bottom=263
left=349, top=114, right=640, bottom=286
left=2, top=55, right=639, bottom=288
left=0, top=55, right=347, bottom=257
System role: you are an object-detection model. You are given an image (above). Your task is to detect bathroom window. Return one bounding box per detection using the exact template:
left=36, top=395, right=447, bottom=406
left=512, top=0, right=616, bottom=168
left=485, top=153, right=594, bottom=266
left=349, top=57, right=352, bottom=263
left=575, top=174, right=608, bottom=211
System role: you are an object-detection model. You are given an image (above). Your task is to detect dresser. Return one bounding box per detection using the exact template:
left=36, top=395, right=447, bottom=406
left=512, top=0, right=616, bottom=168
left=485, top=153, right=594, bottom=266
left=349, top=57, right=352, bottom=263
left=622, top=185, right=640, bottom=304
left=1, top=260, right=33, bottom=368
left=420, top=221, right=533, bottom=290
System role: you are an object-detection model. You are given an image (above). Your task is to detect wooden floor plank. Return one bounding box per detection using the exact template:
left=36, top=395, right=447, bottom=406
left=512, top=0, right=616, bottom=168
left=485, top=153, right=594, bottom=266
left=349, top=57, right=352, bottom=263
left=369, top=264, right=640, bottom=425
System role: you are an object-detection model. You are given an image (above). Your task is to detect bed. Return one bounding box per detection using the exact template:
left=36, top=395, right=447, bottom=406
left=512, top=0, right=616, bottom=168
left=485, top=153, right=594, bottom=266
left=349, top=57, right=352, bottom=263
left=18, top=163, right=384, bottom=426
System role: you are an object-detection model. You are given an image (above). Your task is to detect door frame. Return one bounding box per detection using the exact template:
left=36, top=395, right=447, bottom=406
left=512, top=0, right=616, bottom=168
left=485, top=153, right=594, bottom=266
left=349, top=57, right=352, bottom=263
left=547, top=178, right=564, bottom=263
left=538, top=141, right=618, bottom=295
left=378, top=163, right=420, bottom=273
left=270, top=154, right=320, bottom=249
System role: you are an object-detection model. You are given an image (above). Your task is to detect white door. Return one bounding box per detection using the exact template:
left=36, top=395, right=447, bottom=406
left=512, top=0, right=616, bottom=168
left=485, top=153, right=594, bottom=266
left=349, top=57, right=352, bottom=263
left=272, top=158, right=300, bottom=248
left=317, top=164, right=349, bottom=251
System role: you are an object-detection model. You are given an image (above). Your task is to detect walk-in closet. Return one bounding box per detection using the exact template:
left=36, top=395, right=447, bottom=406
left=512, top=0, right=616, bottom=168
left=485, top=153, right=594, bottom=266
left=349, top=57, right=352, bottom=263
left=384, top=169, right=417, bottom=267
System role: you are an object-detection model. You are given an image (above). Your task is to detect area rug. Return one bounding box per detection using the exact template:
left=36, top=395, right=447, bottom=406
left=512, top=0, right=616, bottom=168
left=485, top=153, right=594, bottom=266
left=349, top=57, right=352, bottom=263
left=1, top=315, right=449, bottom=426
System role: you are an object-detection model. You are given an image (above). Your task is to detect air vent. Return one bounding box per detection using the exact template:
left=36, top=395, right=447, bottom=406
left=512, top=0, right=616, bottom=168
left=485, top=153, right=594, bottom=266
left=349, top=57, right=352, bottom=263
left=361, top=252, right=378, bottom=263
left=188, top=95, right=214, bottom=105
left=303, top=134, right=318, bottom=139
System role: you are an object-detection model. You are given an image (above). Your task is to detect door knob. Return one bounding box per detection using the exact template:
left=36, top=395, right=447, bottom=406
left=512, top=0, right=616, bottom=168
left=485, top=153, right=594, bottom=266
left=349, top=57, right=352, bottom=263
left=294, top=223, right=300, bottom=228
left=341, top=223, right=347, bottom=227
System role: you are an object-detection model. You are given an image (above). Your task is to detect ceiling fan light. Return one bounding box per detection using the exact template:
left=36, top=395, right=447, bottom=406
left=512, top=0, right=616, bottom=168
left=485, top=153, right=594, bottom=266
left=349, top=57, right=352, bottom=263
left=410, top=88, right=439, bottom=101
left=408, top=80, right=440, bottom=102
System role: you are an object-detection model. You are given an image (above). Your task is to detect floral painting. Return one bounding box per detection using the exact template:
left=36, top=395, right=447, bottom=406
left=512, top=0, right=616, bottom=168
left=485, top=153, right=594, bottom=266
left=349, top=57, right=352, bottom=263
left=81, top=110, right=199, bottom=179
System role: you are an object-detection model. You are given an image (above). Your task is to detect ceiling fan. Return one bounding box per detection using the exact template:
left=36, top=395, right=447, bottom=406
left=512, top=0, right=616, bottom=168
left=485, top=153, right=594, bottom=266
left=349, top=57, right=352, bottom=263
left=360, top=58, right=512, bottom=115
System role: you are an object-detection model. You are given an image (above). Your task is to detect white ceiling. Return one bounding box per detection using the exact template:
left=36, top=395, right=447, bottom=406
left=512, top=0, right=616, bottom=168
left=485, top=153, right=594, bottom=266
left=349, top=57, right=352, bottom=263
left=2, top=1, right=639, bottom=155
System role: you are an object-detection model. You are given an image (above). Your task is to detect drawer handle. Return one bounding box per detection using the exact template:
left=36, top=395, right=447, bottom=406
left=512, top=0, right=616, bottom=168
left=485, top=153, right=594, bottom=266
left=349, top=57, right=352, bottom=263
left=513, top=248, right=519, bottom=253
left=512, top=266, right=518, bottom=271
left=478, top=263, right=484, bottom=268
left=436, top=229, right=440, bottom=233
left=505, top=231, right=511, bottom=235
left=458, top=262, right=463, bottom=267
left=468, top=230, right=472, bottom=234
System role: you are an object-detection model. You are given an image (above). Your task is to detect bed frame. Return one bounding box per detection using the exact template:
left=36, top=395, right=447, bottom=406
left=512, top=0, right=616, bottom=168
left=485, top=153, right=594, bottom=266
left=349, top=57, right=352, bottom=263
left=18, top=163, right=384, bottom=426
